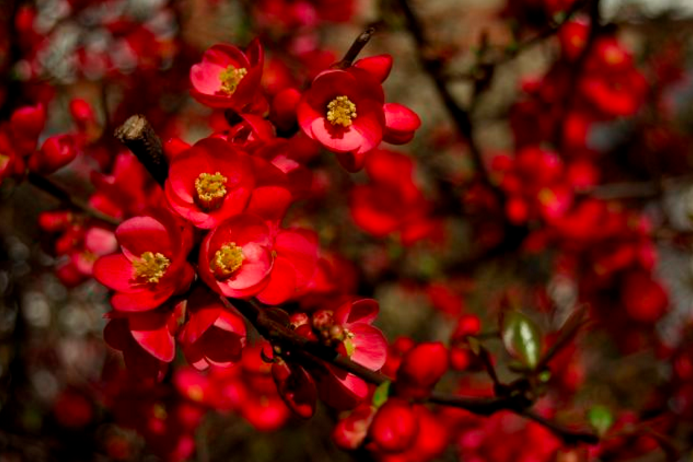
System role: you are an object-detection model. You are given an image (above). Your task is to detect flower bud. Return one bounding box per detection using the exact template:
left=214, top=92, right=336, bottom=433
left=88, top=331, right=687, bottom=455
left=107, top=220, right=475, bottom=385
left=69, top=98, right=96, bottom=129
left=10, top=103, right=46, bottom=141
left=38, top=211, right=73, bottom=232
left=451, top=314, right=481, bottom=342
left=270, top=88, right=301, bottom=132
left=395, top=342, right=449, bottom=398
left=30, top=135, right=77, bottom=174
left=368, top=398, right=418, bottom=453
left=332, top=405, right=376, bottom=450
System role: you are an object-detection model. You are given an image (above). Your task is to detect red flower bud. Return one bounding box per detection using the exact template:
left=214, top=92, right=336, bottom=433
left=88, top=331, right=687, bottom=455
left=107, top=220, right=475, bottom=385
left=395, top=342, right=449, bottom=397
left=368, top=398, right=418, bottom=453
left=332, top=405, right=376, bottom=450
left=38, top=211, right=73, bottom=232
left=69, top=98, right=96, bottom=128
left=29, top=135, right=78, bottom=174
left=270, top=88, right=301, bottom=132
left=10, top=103, right=46, bottom=141
left=451, top=314, right=482, bottom=342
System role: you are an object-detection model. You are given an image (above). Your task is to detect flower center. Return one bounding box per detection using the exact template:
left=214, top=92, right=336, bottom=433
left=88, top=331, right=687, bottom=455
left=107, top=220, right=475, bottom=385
left=219, top=65, right=248, bottom=95
left=194, top=172, right=228, bottom=211
left=210, top=243, right=245, bottom=279
left=326, top=95, right=357, bottom=127
left=133, top=251, right=170, bottom=284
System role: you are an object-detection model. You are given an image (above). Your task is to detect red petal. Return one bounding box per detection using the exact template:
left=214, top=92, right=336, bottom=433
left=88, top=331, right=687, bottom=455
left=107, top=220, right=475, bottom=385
left=116, top=216, right=172, bottom=260
left=383, top=103, right=421, bottom=137
left=354, top=55, right=393, bottom=83
left=93, top=254, right=135, bottom=292
left=256, top=256, right=297, bottom=305
left=275, top=229, right=318, bottom=288
left=349, top=324, right=388, bottom=371
left=129, top=311, right=176, bottom=362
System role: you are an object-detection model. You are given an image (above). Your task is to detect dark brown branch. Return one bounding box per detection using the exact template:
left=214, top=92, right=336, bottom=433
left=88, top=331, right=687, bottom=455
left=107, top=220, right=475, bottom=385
left=27, top=172, right=120, bottom=226
left=449, top=0, right=590, bottom=81
left=224, top=297, right=599, bottom=445
left=520, top=410, right=600, bottom=445
left=114, top=115, right=167, bottom=186
left=395, top=0, right=494, bottom=193
left=333, top=27, right=377, bottom=69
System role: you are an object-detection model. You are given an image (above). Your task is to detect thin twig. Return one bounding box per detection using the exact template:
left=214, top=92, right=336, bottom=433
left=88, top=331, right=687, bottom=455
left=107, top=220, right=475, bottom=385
left=27, top=173, right=120, bottom=226
left=449, top=0, right=590, bottom=81
left=333, top=27, right=377, bottom=69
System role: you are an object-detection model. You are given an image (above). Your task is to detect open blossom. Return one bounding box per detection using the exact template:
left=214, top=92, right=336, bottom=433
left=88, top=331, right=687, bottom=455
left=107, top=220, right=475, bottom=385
left=94, top=212, right=194, bottom=311
left=165, top=138, right=255, bottom=229
left=190, top=40, right=265, bottom=112
left=297, top=56, right=420, bottom=172
left=198, top=213, right=318, bottom=304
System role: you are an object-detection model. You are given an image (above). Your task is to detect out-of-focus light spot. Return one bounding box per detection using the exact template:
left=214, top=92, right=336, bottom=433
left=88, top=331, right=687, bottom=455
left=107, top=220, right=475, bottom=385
left=32, top=369, right=58, bottom=401
left=22, top=292, right=51, bottom=328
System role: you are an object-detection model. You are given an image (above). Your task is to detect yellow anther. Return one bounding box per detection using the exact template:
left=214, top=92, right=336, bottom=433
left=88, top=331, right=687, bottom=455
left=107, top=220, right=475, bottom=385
left=326, top=95, right=357, bottom=127
left=210, top=243, right=245, bottom=279
left=133, top=252, right=170, bottom=284
left=219, top=65, right=248, bottom=95
left=195, top=172, right=228, bottom=211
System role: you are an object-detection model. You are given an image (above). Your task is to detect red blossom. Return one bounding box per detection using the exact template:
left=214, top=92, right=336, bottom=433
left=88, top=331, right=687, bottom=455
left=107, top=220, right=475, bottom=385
left=190, top=40, right=266, bottom=112
left=165, top=138, right=255, bottom=229
left=94, top=212, right=194, bottom=311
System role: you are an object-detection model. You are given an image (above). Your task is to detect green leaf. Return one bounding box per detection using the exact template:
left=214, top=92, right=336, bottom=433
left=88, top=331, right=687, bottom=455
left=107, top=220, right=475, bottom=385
left=501, top=310, right=542, bottom=370
left=588, top=405, right=614, bottom=436
left=372, top=381, right=391, bottom=408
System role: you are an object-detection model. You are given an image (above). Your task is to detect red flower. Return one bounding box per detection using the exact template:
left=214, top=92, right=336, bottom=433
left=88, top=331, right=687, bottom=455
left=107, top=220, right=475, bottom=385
left=199, top=213, right=319, bottom=304
left=94, top=212, right=194, bottom=311
left=179, top=287, right=247, bottom=370
left=165, top=138, right=255, bottom=229
left=198, top=213, right=275, bottom=299
left=297, top=56, right=420, bottom=172
left=297, top=67, right=385, bottom=171
left=190, top=40, right=265, bottom=112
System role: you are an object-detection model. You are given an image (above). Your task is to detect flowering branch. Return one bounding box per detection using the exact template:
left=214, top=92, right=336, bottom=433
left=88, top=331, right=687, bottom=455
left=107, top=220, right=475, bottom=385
left=225, top=297, right=599, bottom=445
left=115, top=105, right=599, bottom=447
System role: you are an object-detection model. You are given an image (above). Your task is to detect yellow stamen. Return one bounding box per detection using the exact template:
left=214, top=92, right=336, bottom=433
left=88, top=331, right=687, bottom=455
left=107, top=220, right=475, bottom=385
left=219, top=65, right=248, bottom=95
left=210, top=243, right=245, bottom=279
left=326, top=95, right=357, bottom=127
left=194, top=172, right=228, bottom=211
left=133, top=252, right=170, bottom=284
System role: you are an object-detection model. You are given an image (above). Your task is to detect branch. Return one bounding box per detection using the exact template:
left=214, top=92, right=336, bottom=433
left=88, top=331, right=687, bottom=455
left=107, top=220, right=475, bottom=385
left=114, top=115, right=167, bottom=186
left=520, top=410, right=600, bottom=445
left=224, top=297, right=599, bottom=445
left=333, top=27, right=377, bottom=69
left=395, top=0, right=489, bottom=186
left=449, top=0, right=590, bottom=81
left=27, top=172, right=120, bottom=226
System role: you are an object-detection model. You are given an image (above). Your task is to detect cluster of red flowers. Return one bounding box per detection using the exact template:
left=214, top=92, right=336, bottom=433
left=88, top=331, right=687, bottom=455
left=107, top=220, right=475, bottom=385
left=4, top=0, right=693, bottom=460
